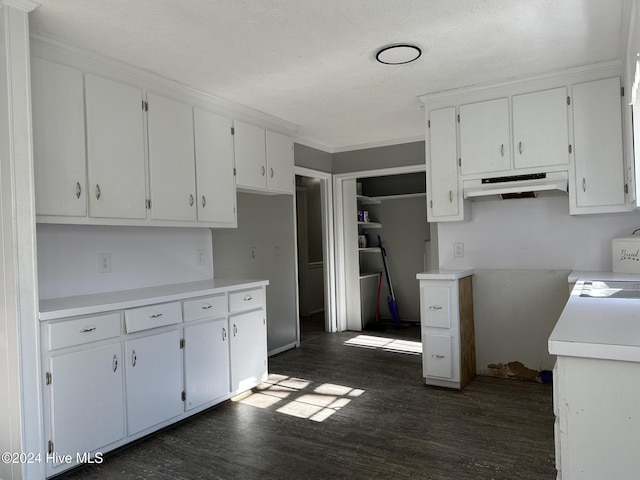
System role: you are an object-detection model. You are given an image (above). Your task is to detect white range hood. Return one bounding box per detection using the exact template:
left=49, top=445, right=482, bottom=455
left=463, top=171, right=569, bottom=201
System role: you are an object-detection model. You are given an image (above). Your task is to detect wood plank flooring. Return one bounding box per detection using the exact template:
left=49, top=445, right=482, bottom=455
left=57, top=320, right=556, bottom=479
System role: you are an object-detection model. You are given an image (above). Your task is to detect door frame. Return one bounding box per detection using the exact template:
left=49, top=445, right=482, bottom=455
left=294, top=167, right=337, bottom=333
left=333, top=164, right=426, bottom=332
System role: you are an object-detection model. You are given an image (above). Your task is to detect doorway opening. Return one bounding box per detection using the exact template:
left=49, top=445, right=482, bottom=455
left=294, top=167, right=336, bottom=343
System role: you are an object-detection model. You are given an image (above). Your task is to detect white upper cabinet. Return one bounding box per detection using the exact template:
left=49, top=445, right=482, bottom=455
left=512, top=87, right=569, bottom=170
left=32, top=58, right=87, bottom=217
left=234, top=120, right=267, bottom=190
left=571, top=77, right=626, bottom=212
left=234, top=120, right=295, bottom=194
left=194, top=108, right=237, bottom=226
left=427, top=106, right=462, bottom=221
left=265, top=130, right=295, bottom=194
left=147, top=93, right=197, bottom=222
left=85, top=74, right=147, bottom=219
left=459, top=98, right=511, bottom=175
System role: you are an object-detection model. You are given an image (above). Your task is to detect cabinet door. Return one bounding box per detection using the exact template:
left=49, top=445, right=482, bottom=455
left=48, top=343, right=124, bottom=462
left=32, top=58, right=87, bottom=217
left=513, top=87, right=569, bottom=169
left=423, top=333, right=453, bottom=379
left=194, top=108, right=237, bottom=225
left=421, top=286, right=451, bottom=328
left=184, top=317, right=230, bottom=410
left=85, top=74, right=147, bottom=219
left=428, top=107, right=460, bottom=220
left=459, top=98, right=511, bottom=175
left=265, top=130, right=295, bottom=193
left=572, top=77, right=625, bottom=209
left=147, top=93, right=197, bottom=221
left=229, top=309, right=268, bottom=392
left=233, top=120, right=267, bottom=190
left=125, top=329, right=183, bottom=435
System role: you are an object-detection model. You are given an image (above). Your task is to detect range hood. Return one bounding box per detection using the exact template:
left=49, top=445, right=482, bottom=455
left=463, top=171, right=568, bottom=201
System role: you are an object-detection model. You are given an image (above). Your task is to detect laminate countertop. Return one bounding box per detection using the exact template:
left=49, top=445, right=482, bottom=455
left=39, top=278, right=269, bottom=320
left=416, top=269, right=474, bottom=281
left=549, top=272, right=640, bottom=362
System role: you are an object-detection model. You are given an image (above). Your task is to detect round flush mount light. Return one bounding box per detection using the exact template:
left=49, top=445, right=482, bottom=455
left=375, top=44, right=421, bottom=65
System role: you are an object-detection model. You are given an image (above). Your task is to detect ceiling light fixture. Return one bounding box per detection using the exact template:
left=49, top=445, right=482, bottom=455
left=375, top=44, right=421, bottom=65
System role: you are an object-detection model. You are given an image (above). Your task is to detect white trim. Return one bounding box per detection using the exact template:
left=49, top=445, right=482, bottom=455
left=333, top=164, right=426, bottom=332
left=294, top=166, right=337, bottom=333
left=1, top=0, right=39, bottom=12
left=331, top=135, right=426, bottom=153
left=268, top=341, right=298, bottom=357
left=292, top=136, right=333, bottom=153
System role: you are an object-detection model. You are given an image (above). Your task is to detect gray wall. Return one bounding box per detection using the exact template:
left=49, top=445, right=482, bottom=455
left=212, top=193, right=297, bottom=353
left=359, top=196, right=429, bottom=322
left=332, top=141, right=425, bottom=173
left=294, top=143, right=332, bottom=172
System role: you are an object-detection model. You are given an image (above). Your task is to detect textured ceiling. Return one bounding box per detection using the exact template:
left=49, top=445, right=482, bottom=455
left=29, top=0, right=629, bottom=151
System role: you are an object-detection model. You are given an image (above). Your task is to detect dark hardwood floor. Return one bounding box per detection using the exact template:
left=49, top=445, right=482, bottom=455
left=58, top=318, right=556, bottom=480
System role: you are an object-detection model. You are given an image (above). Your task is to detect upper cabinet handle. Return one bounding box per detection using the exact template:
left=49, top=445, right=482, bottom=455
left=76, top=182, right=82, bottom=199
left=270, top=168, right=274, bottom=178
left=222, top=327, right=227, bottom=341
left=582, top=178, right=586, bottom=192
left=518, top=141, right=523, bottom=155
left=500, top=144, right=504, bottom=157
left=261, top=166, right=266, bottom=176
left=112, top=354, right=118, bottom=373
left=448, top=190, right=452, bottom=203
left=96, top=184, right=101, bottom=200
left=202, top=195, right=206, bottom=208
left=189, top=194, right=194, bottom=207
left=131, top=350, right=137, bottom=367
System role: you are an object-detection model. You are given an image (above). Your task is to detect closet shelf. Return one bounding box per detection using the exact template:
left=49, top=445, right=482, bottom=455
left=357, top=221, right=381, bottom=229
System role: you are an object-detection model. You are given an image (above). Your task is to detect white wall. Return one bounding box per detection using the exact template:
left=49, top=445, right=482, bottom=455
left=37, top=224, right=214, bottom=298
left=438, top=196, right=640, bottom=374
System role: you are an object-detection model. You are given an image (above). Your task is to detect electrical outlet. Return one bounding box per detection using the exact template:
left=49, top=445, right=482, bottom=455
left=196, top=249, right=205, bottom=266
left=250, top=247, right=257, bottom=262
left=98, top=253, right=111, bottom=273
left=453, top=242, right=464, bottom=258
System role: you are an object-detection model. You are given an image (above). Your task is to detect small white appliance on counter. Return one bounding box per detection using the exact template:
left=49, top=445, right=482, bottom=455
left=612, top=236, right=640, bottom=274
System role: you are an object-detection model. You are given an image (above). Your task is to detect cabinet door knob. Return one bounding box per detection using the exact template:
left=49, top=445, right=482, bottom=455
left=112, top=354, right=118, bottom=373
left=96, top=184, right=101, bottom=200
left=76, top=181, right=82, bottom=199
left=131, top=350, right=137, bottom=367
left=432, top=354, right=445, bottom=359
left=202, top=195, right=206, bottom=208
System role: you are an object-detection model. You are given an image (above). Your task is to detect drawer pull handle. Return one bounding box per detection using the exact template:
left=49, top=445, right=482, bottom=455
left=132, top=350, right=137, bottom=367
left=80, top=327, right=96, bottom=333
left=432, top=354, right=445, bottom=359
left=149, top=313, right=163, bottom=318
left=244, top=295, right=253, bottom=301
left=112, top=354, right=118, bottom=373
left=222, top=327, right=227, bottom=341
left=428, top=305, right=443, bottom=310
left=202, top=304, right=213, bottom=310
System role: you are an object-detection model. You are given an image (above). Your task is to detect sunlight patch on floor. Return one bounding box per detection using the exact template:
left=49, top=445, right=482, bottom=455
left=233, top=374, right=365, bottom=422
left=343, top=334, right=422, bottom=355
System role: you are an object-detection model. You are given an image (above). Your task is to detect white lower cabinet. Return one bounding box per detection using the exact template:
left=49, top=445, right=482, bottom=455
left=422, top=333, right=453, bottom=379
left=47, top=342, right=125, bottom=463
left=125, top=329, right=184, bottom=435
left=40, top=282, right=268, bottom=478
left=183, top=317, right=230, bottom=410
left=229, top=308, right=268, bottom=392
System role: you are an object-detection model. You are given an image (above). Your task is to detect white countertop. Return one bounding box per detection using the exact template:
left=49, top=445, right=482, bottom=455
left=416, top=269, right=474, bottom=281
left=549, top=278, right=640, bottom=362
left=39, top=278, right=269, bottom=320
left=568, top=270, right=640, bottom=283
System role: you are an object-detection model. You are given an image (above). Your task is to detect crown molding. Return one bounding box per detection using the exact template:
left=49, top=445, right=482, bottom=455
left=331, top=135, right=425, bottom=154
left=1, top=0, right=39, bottom=12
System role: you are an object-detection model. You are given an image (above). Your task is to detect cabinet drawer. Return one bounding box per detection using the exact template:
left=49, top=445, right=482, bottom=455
left=421, top=286, right=451, bottom=328
left=125, top=302, right=181, bottom=333
left=423, top=333, right=453, bottom=379
left=229, top=288, right=264, bottom=312
left=183, top=294, right=227, bottom=321
left=48, top=312, right=121, bottom=351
